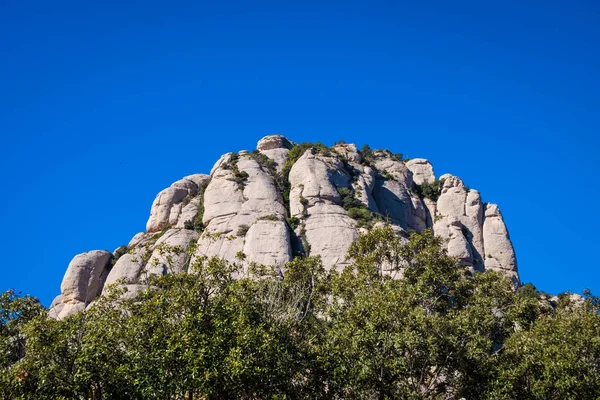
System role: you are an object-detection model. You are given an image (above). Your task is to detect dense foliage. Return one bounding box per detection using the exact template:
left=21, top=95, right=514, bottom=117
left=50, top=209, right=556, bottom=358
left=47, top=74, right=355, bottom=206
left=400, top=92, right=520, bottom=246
left=1, top=228, right=599, bottom=399
left=337, top=187, right=381, bottom=228
left=413, top=179, right=444, bottom=202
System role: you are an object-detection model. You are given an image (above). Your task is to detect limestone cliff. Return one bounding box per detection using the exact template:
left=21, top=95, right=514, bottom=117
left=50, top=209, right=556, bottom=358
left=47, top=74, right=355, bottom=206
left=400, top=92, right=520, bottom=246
left=50, top=135, right=518, bottom=319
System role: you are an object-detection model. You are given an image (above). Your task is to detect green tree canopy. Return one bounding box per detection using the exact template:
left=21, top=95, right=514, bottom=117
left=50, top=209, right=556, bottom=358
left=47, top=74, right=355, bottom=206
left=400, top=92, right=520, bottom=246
left=1, top=228, right=598, bottom=399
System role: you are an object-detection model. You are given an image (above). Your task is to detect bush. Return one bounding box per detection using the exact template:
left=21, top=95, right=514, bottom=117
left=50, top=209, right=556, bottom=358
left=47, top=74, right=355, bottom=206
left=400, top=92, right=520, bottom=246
left=226, top=168, right=249, bottom=188
left=518, top=283, right=541, bottom=300
left=287, top=216, right=300, bottom=230
left=181, top=192, right=194, bottom=207
left=380, top=169, right=394, bottom=181
left=347, top=207, right=375, bottom=227
left=336, top=187, right=379, bottom=228
left=236, top=224, right=250, bottom=237
left=250, top=150, right=277, bottom=173
left=233, top=170, right=249, bottom=182
left=338, top=188, right=364, bottom=210
left=258, top=214, right=280, bottom=221
left=360, top=144, right=374, bottom=165
left=184, top=212, right=205, bottom=232
left=110, top=246, right=128, bottom=267
left=413, top=178, right=444, bottom=201
left=222, top=153, right=249, bottom=189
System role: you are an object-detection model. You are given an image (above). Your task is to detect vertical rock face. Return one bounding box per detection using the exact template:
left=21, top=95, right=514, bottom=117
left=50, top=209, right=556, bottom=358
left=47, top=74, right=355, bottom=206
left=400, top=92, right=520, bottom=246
left=289, top=150, right=358, bottom=269
left=436, top=175, right=485, bottom=271
left=146, top=174, right=210, bottom=232
left=371, top=152, right=427, bottom=232
left=405, top=158, right=435, bottom=185
left=243, top=220, right=292, bottom=268
left=483, top=203, right=518, bottom=285
left=50, top=134, right=519, bottom=318
left=194, top=152, right=291, bottom=271
left=51, top=250, right=112, bottom=319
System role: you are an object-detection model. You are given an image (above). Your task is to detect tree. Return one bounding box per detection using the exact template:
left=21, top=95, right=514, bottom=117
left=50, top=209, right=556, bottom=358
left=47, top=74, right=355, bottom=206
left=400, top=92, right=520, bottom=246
left=489, top=294, right=600, bottom=399
left=322, top=228, right=542, bottom=399
left=0, top=290, right=44, bottom=398
left=3, top=227, right=600, bottom=399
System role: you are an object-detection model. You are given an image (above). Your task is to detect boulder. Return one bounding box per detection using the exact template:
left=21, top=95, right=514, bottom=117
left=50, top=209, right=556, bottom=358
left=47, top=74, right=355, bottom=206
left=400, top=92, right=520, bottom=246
left=303, top=203, right=358, bottom=269
left=52, top=250, right=112, bottom=319
left=333, top=143, right=362, bottom=163
left=57, top=301, right=86, bottom=319
left=257, top=135, right=294, bottom=171
left=371, top=153, right=428, bottom=232
left=257, top=134, right=294, bottom=151
left=60, top=250, right=112, bottom=304
left=289, top=150, right=357, bottom=269
left=373, top=177, right=412, bottom=228
left=103, top=253, right=144, bottom=289
left=289, top=151, right=346, bottom=211
left=406, top=158, right=435, bottom=185
left=373, top=154, right=413, bottom=187
left=434, top=217, right=473, bottom=267
left=48, top=295, right=64, bottom=320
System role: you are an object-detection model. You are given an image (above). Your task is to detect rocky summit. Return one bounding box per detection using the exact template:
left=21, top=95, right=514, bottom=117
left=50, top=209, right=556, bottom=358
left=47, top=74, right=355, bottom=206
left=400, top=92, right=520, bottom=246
left=49, top=135, right=518, bottom=319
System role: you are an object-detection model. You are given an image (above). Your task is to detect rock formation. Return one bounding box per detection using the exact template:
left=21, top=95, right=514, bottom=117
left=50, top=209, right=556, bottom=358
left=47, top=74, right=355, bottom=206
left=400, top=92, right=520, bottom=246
left=50, top=135, right=519, bottom=318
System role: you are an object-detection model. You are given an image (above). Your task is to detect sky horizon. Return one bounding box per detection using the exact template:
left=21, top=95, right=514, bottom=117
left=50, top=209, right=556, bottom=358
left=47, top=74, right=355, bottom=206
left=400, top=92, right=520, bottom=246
left=1, top=1, right=598, bottom=306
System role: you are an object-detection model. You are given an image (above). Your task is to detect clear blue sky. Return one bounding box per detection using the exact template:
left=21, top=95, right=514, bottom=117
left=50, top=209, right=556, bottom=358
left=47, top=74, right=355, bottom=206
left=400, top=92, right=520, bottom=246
left=1, top=1, right=598, bottom=306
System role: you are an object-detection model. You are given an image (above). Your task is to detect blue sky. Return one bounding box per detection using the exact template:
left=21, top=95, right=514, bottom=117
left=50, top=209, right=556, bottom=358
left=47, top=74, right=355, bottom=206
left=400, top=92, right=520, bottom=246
left=1, top=1, right=598, bottom=306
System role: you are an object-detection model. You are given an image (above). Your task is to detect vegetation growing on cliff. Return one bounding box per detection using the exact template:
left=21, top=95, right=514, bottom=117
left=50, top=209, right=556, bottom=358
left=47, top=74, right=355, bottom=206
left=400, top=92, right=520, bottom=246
left=413, top=178, right=445, bottom=201
left=183, top=180, right=209, bottom=232
left=337, top=187, right=380, bottom=228
left=2, top=229, right=598, bottom=399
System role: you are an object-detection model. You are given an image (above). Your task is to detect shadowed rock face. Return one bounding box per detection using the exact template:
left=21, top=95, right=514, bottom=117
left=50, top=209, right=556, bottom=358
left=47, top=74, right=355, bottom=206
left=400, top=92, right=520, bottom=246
left=49, top=134, right=519, bottom=318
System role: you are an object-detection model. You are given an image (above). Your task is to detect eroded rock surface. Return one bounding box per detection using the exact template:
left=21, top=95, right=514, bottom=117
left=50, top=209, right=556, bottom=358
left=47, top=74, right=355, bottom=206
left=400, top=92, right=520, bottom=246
left=51, top=134, right=519, bottom=318
left=406, top=158, right=435, bottom=185
left=194, top=151, right=291, bottom=272
left=51, top=250, right=112, bottom=319
left=436, top=175, right=485, bottom=271
left=483, top=203, right=518, bottom=284
left=289, top=150, right=357, bottom=269
left=146, top=174, right=210, bottom=232
left=257, top=134, right=294, bottom=172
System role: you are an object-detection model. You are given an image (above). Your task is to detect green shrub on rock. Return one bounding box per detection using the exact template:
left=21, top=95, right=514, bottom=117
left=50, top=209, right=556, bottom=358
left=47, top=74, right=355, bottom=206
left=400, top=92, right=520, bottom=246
left=413, top=178, right=444, bottom=201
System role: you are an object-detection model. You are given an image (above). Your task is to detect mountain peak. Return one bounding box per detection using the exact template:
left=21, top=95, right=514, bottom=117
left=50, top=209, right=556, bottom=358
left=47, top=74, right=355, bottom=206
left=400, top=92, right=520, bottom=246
left=49, top=137, right=518, bottom=319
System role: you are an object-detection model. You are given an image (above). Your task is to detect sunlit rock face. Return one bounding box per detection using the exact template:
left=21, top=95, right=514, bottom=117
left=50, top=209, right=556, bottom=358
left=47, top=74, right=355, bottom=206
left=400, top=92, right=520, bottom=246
left=49, top=134, right=518, bottom=318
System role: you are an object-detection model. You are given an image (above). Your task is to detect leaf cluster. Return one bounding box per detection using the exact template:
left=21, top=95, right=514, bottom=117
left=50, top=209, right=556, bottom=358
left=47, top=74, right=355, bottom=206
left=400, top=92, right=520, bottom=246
left=413, top=178, right=445, bottom=201
left=337, top=187, right=380, bottom=228
left=2, top=229, right=599, bottom=399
